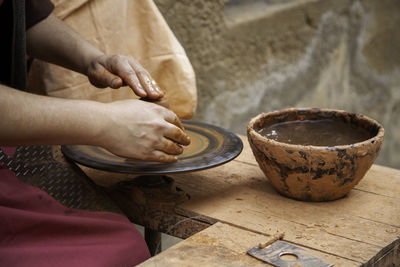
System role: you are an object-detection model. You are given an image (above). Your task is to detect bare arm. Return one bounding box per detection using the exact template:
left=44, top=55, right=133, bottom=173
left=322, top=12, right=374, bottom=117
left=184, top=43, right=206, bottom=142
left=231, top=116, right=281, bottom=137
left=0, top=84, right=101, bottom=146
left=0, top=85, right=189, bottom=162
left=26, top=14, right=164, bottom=99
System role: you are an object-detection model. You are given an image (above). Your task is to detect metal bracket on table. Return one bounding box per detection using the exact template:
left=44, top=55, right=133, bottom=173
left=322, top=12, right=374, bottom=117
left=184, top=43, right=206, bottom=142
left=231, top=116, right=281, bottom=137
left=247, top=241, right=333, bottom=267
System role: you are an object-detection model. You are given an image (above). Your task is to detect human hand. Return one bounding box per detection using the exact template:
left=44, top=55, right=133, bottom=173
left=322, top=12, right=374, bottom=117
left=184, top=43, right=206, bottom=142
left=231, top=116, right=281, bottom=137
left=95, top=99, right=190, bottom=162
left=87, top=55, right=164, bottom=99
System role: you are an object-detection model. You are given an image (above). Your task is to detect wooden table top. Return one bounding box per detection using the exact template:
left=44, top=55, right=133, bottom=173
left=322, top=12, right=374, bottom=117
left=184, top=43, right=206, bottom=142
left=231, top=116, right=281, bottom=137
left=80, top=136, right=400, bottom=267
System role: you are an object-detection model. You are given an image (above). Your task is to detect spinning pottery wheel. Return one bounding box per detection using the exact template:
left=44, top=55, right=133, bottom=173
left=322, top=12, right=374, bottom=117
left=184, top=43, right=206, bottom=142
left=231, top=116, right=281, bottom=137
left=62, top=120, right=243, bottom=175
left=62, top=121, right=242, bottom=255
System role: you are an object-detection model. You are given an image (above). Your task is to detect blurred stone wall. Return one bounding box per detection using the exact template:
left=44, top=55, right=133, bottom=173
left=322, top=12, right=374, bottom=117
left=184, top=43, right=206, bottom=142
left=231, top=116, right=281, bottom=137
left=154, top=0, right=400, bottom=169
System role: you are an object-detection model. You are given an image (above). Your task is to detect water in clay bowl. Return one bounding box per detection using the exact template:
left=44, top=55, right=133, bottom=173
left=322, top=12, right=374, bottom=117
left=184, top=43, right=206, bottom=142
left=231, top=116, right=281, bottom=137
left=247, top=108, right=384, bottom=201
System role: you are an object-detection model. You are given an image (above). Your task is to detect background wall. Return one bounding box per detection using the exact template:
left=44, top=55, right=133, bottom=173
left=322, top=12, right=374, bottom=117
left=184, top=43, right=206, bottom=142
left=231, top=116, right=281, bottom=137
left=154, top=0, right=400, bottom=169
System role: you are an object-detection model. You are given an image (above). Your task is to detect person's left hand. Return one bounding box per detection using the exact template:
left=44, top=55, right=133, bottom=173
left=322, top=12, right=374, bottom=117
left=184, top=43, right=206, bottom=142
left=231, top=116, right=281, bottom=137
left=86, top=55, right=164, bottom=99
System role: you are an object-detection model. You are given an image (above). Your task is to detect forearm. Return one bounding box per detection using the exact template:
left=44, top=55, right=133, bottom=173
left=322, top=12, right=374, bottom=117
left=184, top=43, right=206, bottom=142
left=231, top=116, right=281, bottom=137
left=0, top=85, right=104, bottom=146
left=26, top=14, right=103, bottom=75
left=0, top=85, right=190, bottom=162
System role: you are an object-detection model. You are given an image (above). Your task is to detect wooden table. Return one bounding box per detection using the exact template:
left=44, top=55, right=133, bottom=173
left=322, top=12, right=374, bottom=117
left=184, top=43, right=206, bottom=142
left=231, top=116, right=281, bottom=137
left=79, top=136, right=400, bottom=267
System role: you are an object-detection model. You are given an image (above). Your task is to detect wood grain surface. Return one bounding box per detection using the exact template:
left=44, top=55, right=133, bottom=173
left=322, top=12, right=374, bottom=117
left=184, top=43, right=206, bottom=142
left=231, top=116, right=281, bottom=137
left=81, top=135, right=400, bottom=266
left=172, top=136, right=400, bottom=266
left=139, top=222, right=357, bottom=267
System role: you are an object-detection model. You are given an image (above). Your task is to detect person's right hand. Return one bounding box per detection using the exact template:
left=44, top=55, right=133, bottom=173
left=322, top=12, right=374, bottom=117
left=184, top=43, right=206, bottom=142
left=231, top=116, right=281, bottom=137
left=95, top=99, right=190, bottom=163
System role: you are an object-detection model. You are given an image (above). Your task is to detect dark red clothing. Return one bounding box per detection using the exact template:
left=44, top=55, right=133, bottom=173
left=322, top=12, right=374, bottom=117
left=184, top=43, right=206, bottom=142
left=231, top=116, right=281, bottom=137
left=0, top=159, right=150, bottom=266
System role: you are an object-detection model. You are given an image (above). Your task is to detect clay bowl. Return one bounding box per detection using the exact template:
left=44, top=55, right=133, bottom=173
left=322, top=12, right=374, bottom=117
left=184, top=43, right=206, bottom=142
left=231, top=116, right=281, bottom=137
left=247, top=108, right=384, bottom=201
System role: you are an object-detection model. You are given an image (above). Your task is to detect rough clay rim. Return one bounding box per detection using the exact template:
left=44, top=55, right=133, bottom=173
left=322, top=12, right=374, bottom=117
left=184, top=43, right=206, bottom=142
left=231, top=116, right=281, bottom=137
left=247, top=107, right=384, bottom=150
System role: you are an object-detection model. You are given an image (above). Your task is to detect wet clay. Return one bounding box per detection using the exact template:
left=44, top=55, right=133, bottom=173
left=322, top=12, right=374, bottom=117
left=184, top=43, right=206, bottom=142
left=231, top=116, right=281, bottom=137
left=258, top=119, right=374, bottom=146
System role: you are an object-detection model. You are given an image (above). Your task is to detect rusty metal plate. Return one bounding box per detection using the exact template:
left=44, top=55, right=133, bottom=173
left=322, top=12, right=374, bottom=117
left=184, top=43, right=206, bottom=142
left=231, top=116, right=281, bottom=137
left=61, top=121, right=243, bottom=174
left=248, top=241, right=333, bottom=267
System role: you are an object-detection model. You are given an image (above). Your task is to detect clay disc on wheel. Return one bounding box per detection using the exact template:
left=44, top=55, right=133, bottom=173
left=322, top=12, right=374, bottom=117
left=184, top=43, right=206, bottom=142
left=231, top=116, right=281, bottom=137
left=62, top=121, right=243, bottom=175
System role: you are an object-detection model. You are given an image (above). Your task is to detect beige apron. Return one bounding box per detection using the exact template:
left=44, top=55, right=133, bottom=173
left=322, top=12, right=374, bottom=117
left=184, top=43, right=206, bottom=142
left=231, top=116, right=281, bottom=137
left=27, top=0, right=197, bottom=119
